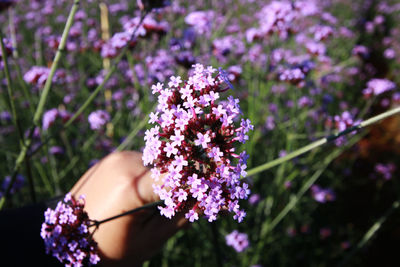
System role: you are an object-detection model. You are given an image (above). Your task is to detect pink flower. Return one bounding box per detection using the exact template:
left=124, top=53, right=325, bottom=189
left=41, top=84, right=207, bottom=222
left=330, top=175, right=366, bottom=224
left=41, top=194, right=100, bottom=266
left=363, top=79, right=396, bottom=97
left=143, top=64, right=252, bottom=223
left=194, top=132, right=211, bottom=149
left=88, top=110, right=110, bottom=130
left=225, top=230, right=249, bottom=252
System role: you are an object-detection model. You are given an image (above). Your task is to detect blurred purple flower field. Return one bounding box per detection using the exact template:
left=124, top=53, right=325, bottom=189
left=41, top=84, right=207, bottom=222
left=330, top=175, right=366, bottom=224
left=1, top=0, right=400, bottom=266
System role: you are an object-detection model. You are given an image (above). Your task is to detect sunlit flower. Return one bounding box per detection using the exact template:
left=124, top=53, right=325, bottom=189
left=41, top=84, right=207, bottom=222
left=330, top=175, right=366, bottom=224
left=143, top=64, right=252, bottom=223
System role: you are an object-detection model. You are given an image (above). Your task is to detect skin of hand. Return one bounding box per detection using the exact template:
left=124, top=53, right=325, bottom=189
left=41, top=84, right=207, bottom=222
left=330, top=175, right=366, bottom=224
left=70, top=151, right=188, bottom=267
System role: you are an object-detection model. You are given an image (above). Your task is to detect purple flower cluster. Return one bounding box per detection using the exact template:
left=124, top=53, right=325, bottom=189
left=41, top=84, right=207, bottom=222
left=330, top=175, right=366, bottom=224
left=23, top=66, right=67, bottom=88
left=333, top=111, right=360, bottom=146
left=225, top=230, right=249, bottom=252
left=185, top=10, right=215, bottom=36
left=143, top=64, right=252, bottom=223
left=0, top=174, right=25, bottom=199
left=310, top=25, right=334, bottom=42
left=212, top=36, right=245, bottom=63
left=88, top=110, right=110, bottom=130
left=279, top=68, right=306, bottom=86
left=374, top=163, right=395, bottom=180
left=352, top=45, right=369, bottom=58
left=363, top=79, right=396, bottom=97
left=42, top=108, right=72, bottom=131
left=23, top=66, right=50, bottom=87
left=101, top=15, right=168, bottom=58
left=0, top=37, right=12, bottom=59
left=311, top=185, right=336, bottom=203
left=40, top=193, right=100, bottom=267
left=247, top=0, right=319, bottom=41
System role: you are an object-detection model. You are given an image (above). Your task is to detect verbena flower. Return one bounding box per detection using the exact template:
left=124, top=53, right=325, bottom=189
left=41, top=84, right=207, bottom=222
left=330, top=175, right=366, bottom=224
left=362, top=78, right=396, bottom=97
left=101, top=15, right=169, bottom=59
left=143, top=64, right=252, bottom=223
left=374, top=163, right=395, bottom=180
left=1, top=174, right=25, bottom=197
left=225, top=230, right=249, bottom=252
left=23, top=66, right=50, bottom=87
left=88, top=110, right=110, bottom=131
left=184, top=11, right=215, bottom=36
left=42, top=108, right=72, bottom=131
left=41, top=193, right=100, bottom=267
left=333, top=111, right=360, bottom=146
left=0, top=37, right=12, bottom=59
left=43, top=108, right=59, bottom=130
left=24, top=66, right=66, bottom=88
left=310, top=185, right=336, bottom=203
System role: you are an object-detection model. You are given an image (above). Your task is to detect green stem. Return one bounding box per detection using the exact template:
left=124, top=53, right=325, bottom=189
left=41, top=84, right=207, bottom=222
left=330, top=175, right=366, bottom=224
left=247, top=138, right=326, bottom=176
left=0, top=30, right=37, bottom=203
left=24, top=156, right=37, bottom=203
left=64, top=64, right=116, bottom=127
left=210, top=222, right=224, bottom=267
left=0, top=138, right=32, bottom=209
left=0, top=29, right=23, bottom=141
left=338, top=200, right=400, bottom=267
left=8, top=7, right=34, bottom=113
left=116, top=108, right=154, bottom=151
left=359, top=106, right=400, bottom=128
left=0, top=0, right=81, bottom=210
left=251, top=134, right=363, bottom=265
left=33, top=0, right=80, bottom=126
left=247, top=106, right=400, bottom=176
left=64, top=11, right=148, bottom=129
left=34, top=161, right=54, bottom=195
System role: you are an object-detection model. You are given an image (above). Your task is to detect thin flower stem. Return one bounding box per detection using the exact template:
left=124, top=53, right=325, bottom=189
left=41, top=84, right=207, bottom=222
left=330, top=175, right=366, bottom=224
left=359, top=106, right=400, bottom=128
left=0, top=30, right=37, bottom=203
left=0, top=138, right=31, bottom=209
left=0, top=0, right=81, bottom=210
left=99, top=2, right=112, bottom=112
left=247, top=138, right=326, bottom=176
left=338, top=200, right=400, bottom=267
left=210, top=222, right=224, bottom=267
left=246, top=106, right=400, bottom=176
left=24, top=156, right=37, bottom=203
left=116, top=108, right=155, bottom=151
left=315, top=57, right=357, bottom=79
left=251, top=134, right=363, bottom=265
left=90, top=200, right=163, bottom=227
left=33, top=0, right=80, bottom=126
left=29, top=100, right=121, bottom=158
left=64, top=63, right=116, bottom=128
left=8, top=7, right=18, bottom=59
left=63, top=11, right=148, bottom=129
left=0, top=29, right=23, bottom=141
left=8, top=7, right=34, bottom=113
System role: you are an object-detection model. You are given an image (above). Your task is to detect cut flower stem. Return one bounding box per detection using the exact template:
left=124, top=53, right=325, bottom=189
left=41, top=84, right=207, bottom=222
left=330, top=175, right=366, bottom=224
left=246, top=106, right=400, bottom=177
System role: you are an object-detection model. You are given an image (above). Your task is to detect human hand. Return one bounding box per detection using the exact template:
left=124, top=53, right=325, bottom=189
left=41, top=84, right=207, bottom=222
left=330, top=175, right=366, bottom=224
left=70, top=151, right=187, bottom=267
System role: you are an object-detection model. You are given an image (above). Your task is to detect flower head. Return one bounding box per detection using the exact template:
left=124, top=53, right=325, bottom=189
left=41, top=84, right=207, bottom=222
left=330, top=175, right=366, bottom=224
left=1, top=174, right=25, bottom=195
left=41, top=194, right=100, bottom=266
left=225, top=230, right=249, bottom=252
left=88, top=110, right=110, bottom=130
left=143, top=64, right=252, bottom=223
left=363, top=79, right=396, bottom=97
left=311, top=185, right=336, bottom=203
left=333, top=111, right=360, bottom=146
left=24, top=66, right=50, bottom=87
